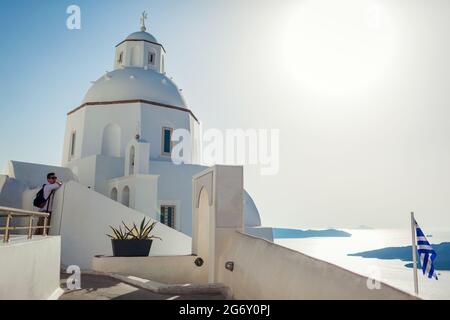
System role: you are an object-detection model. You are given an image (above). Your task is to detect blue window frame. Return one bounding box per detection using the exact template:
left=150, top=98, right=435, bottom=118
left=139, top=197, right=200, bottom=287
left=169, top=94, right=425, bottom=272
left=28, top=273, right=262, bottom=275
left=162, top=127, right=172, bottom=155
left=160, top=205, right=175, bottom=228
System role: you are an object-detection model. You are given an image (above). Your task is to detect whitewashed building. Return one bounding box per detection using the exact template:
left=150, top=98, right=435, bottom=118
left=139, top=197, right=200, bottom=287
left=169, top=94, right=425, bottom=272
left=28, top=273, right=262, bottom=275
left=60, top=21, right=262, bottom=236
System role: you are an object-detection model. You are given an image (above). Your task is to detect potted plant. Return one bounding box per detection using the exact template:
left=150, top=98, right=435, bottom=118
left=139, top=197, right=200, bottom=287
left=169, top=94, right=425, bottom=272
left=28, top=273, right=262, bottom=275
left=107, top=218, right=162, bottom=257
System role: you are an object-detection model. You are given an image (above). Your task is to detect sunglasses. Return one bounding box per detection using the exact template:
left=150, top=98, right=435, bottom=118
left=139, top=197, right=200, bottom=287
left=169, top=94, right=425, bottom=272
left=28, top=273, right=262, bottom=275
left=49, top=177, right=57, bottom=180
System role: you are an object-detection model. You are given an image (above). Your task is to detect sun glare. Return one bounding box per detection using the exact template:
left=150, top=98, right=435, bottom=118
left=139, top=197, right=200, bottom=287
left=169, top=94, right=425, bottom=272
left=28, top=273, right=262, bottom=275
left=282, top=1, right=398, bottom=96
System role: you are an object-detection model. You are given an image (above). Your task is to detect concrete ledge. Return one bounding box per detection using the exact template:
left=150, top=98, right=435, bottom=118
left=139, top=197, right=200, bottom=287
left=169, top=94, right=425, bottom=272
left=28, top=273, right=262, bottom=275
left=92, top=254, right=208, bottom=284
left=83, top=270, right=232, bottom=298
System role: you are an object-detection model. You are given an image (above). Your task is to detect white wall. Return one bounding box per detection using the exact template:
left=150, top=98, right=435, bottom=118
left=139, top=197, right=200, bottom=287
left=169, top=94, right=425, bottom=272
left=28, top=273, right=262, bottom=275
left=64, top=103, right=194, bottom=165
left=107, top=174, right=159, bottom=219
left=0, top=175, right=28, bottom=209
left=92, top=255, right=207, bottom=284
left=0, top=237, right=61, bottom=300
left=217, top=232, right=417, bottom=300
left=92, top=155, right=125, bottom=194
left=115, top=41, right=164, bottom=72
left=140, top=104, right=193, bottom=161
left=151, top=161, right=207, bottom=234
left=7, top=161, right=77, bottom=189
left=49, top=181, right=191, bottom=269
left=62, top=108, right=86, bottom=165
left=150, top=161, right=261, bottom=236
left=82, top=103, right=141, bottom=159
left=245, top=226, right=273, bottom=242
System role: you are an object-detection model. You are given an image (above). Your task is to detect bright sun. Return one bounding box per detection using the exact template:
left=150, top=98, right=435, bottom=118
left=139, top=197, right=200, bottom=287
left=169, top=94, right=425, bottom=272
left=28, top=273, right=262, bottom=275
left=282, top=1, right=398, bottom=96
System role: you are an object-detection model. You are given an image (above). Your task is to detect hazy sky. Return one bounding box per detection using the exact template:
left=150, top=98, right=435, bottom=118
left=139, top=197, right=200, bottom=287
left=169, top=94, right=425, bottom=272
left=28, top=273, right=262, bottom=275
left=1, top=0, right=449, bottom=229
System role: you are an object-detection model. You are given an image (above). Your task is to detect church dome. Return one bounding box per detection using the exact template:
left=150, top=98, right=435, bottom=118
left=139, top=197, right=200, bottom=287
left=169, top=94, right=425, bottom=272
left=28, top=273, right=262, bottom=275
left=82, top=67, right=187, bottom=108
left=125, top=31, right=158, bottom=44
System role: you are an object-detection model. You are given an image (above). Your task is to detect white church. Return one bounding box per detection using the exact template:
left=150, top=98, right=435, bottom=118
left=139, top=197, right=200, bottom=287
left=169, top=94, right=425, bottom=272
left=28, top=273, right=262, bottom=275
left=2, top=17, right=264, bottom=239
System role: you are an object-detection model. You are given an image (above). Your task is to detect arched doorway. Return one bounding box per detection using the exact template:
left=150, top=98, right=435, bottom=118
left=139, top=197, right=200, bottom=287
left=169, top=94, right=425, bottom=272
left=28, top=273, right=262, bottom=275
left=196, top=187, right=214, bottom=281
left=197, top=188, right=211, bottom=261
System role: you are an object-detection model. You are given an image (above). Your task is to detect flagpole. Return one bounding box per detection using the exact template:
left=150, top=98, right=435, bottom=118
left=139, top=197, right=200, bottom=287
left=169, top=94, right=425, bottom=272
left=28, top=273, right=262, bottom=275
left=411, top=211, right=419, bottom=295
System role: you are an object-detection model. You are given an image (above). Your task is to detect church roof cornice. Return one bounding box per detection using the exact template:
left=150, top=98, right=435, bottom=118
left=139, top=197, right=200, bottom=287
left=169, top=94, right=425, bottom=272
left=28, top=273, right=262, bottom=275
left=115, top=39, right=166, bottom=53
left=67, top=99, right=199, bottom=123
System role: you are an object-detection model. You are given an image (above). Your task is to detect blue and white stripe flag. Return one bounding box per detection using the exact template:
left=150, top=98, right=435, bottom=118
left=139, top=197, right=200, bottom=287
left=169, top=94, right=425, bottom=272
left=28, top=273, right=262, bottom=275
left=415, top=221, right=438, bottom=280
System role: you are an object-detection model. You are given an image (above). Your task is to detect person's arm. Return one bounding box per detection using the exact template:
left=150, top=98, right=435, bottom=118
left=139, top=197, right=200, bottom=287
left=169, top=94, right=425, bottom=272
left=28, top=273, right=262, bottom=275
left=47, top=183, right=62, bottom=191
left=43, top=183, right=62, bottom=199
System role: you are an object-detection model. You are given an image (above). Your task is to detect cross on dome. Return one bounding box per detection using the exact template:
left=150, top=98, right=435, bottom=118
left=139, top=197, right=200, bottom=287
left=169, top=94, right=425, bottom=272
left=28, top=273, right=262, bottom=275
left=140, top=11, right=148, bottom=32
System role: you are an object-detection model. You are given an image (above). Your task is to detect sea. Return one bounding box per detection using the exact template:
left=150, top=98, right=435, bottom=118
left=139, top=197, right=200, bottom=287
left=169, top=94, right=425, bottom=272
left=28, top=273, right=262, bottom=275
left=274, top=228, right=450, bottom=300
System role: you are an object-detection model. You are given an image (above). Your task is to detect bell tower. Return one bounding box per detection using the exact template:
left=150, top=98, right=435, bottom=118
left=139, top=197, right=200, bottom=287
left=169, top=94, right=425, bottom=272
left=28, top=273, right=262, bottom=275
left=114, top=11, right=165, bottom=73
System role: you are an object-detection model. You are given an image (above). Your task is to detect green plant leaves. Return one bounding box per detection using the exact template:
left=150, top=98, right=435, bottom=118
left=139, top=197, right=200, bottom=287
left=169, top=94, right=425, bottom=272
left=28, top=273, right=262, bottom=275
left=106, top=218, right=162, bottom=241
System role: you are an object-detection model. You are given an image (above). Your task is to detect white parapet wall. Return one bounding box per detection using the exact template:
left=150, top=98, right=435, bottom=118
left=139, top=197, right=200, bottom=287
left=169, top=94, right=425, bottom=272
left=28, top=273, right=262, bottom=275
left=217, top=231, right=418, bottom=300
left=92, top=255, right=207, bottom=284
left=0, top=236, right=62, bottom=300
left=245, top=226, right=274, bottom=242
left=44, top=181, right=192, bottom=270
left=89, top=165, right=419, bottom=300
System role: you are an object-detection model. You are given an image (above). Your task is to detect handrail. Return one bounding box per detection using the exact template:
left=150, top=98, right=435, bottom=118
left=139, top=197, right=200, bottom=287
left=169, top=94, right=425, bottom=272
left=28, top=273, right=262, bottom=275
left=0, top=206, right=49, bottom=217
left=0, top=206, right=51, bottom=243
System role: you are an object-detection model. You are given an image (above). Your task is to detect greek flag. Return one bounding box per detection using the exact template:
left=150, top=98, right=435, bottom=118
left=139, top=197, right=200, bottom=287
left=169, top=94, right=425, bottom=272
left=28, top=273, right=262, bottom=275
left=415, top=221, right=438, bottom=280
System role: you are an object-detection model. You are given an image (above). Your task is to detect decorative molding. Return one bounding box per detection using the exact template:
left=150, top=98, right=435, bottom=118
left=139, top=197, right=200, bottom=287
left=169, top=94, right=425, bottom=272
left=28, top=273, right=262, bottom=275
left=67, top=99, right=199, bottom=122
left=116, top=39, right=166, bottom=53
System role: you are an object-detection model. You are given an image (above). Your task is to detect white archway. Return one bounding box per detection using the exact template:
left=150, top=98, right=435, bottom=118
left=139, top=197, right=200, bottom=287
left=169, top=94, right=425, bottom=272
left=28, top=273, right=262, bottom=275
left=197, top=188, right=212, bottom=277
left=102, top=123, right=121, bottom=157
left=192, top=166, right=244, bottom=284
left=122, top=186, right=130, bottom=207
left=110, top=187, right=118, bottom=201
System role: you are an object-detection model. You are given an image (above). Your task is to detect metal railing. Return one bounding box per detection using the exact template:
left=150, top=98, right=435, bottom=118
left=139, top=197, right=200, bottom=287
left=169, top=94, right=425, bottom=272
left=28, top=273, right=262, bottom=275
left=0, top=206, right=50, bottom=243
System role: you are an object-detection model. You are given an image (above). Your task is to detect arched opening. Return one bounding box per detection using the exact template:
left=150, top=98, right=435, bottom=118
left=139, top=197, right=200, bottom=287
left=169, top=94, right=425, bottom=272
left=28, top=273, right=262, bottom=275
left=102, top=123, right=121, bottom=157
left=110, top=188, right=118, bottom=201
left=122, top=186, right=130, bottom=207
left=148, top=50, right=156, bottom=66
left=197, top=187, right=212, bottom=279
left=130, top=46, right=139, bottom=66
left=129, top=146, right=135, bottom=175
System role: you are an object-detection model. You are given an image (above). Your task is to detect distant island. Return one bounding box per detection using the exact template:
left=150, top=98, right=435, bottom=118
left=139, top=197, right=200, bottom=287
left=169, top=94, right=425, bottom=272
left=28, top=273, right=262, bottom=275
left=272, top=228, right=352, bottom=239
left=354, top=225, right=374, bottom=230
left=349, top=242, right=450, bottom=271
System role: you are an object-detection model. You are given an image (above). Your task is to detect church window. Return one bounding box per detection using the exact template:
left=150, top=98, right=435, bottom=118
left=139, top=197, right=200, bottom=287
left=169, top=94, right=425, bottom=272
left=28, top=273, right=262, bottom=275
left=160, top=205, right=175, bottom=229
left=118, top=52, right=123, bottom=64
left=69, top=131, right=76, bottom=158
left=161, top=127, right=173, bottom=156
left=129, top=146, right=135, bottom=175
left=148, top=51, right=155, bottom=65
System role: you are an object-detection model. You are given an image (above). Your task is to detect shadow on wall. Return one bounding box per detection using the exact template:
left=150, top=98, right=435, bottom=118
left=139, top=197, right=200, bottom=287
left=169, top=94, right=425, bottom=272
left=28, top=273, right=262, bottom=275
left=349, top=242, right=450, bottom=271
left=273, top=228, right=352, bottom=239
left=0, top=175, right=28, bottom=209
